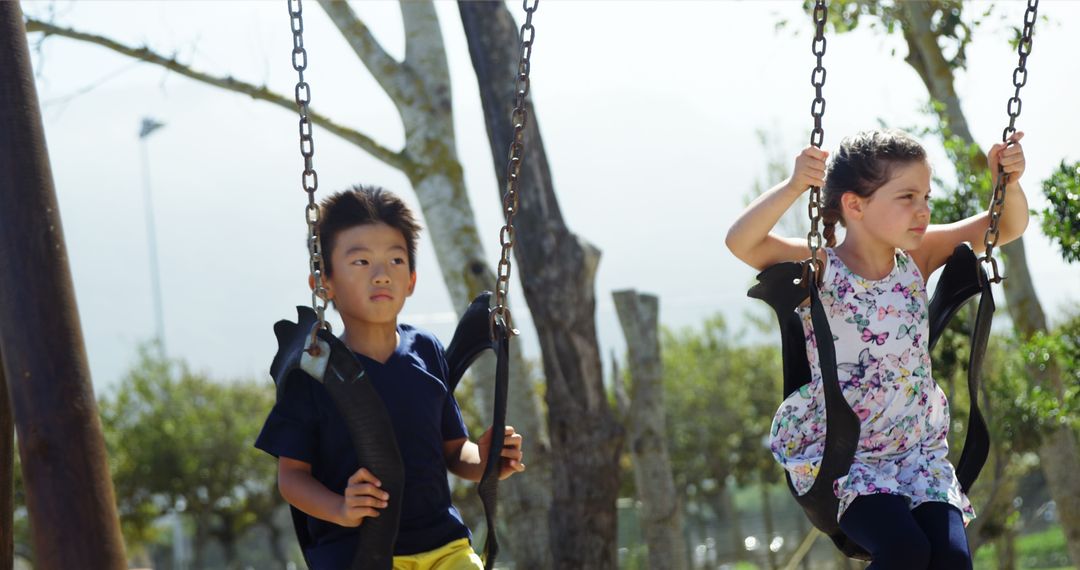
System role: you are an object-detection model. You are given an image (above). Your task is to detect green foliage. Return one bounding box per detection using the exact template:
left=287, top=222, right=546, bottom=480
left=933, top=304, right=1079, bottom=457
left=931, top=132, right=995, bottom=224
left=952, top=309, right=1080, bottom=457
left=1040, top=160, right=1080, bottom=264
left=11, top=450, right=33, bottom=564
left=989, top=322, right=1080, bottom=454
left=98, top=345, right=279, bottom=561
left=661, top=316, right=784, bottom=508
left=785, top=0, right=982, bottom=70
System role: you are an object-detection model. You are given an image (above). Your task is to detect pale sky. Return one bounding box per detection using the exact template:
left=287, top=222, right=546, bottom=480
left=22, top=1, right=1080, bottom=391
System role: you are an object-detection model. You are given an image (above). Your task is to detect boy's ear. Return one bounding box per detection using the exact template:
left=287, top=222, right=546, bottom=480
left=308, top=273, right=334, bottom=299
left=406, top=271, right=417, bottom=297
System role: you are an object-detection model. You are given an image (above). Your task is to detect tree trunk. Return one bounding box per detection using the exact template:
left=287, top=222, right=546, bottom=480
left=713, top=486, right=745, bottom=563
left=0, top=5, right=127, bottom=569
left=192, top=522, right=207, bottom=570
left=1, top=345, right=11, bottom=570
left=898, top=3, right=1080, bottom=564
left=996, top=528, right=1017, bottom=570
left=704, top=485, right=747, bottom=565
left=458, top=3, right=625, bottom=568
left=613, top=290, right=688, bottom=570
left=796, top=511, right=811, bottom=570
left=760, top=482, right=778, bottom=570
left=267, top=520, right=291, bottom=569
left=966, top=385, right=1020, bottom=555
left=221, top=531, right=238, bottom=570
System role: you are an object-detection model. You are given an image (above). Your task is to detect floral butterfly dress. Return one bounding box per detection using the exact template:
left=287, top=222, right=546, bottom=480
left=769, top=247, right=975, bottom=523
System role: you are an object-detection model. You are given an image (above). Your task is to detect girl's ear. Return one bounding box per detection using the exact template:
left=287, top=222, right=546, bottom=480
left=840, top=191, right=865, bottom=221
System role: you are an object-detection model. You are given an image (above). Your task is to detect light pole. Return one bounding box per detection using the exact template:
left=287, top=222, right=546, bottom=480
left=139, top=117, right=166, bottom=358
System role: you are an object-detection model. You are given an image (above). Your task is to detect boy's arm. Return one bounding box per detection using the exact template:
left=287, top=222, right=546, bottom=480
left=278, top=457, right=388, bottom=527
left=443, top=426, right=525, bottom=483
left=725, top=146, right=828, bottom=271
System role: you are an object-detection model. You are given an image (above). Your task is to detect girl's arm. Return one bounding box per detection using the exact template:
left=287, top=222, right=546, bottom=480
left=725, top=146, right=829, bottom=271
left=910, top=132, right=1029, bottom=279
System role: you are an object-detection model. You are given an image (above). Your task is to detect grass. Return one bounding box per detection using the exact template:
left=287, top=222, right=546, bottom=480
left=974, top=526, right=1075, bottom=570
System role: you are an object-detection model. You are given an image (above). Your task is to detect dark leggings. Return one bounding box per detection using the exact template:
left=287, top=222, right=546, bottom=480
left=838, top=494, right=972, bottom=570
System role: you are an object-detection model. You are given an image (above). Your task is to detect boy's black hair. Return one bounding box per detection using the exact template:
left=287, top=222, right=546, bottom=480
left=317, top=185, right=422, bottom=275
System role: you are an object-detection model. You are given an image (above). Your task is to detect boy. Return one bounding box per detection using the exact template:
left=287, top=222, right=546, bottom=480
left=256, top=185, right=526, bottom=569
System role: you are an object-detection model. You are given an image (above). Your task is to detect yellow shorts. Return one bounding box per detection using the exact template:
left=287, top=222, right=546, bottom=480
left=392, top=538, right=484, bottom=570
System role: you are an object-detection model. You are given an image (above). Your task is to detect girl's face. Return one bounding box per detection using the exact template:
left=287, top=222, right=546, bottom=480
left=846, top=160, right=933, bottom=251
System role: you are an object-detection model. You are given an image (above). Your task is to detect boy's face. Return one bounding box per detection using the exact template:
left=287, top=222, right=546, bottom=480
left=323, top=222, right=416, bottom=327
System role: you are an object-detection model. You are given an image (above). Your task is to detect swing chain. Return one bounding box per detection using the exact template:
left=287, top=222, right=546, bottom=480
left=491, top=0, right=539, bottom=339
left=982, top=0, right=1038, bottom=284
left=288, top=0, right=331, bottom=351
left=804, top=0, right=828, bottom=285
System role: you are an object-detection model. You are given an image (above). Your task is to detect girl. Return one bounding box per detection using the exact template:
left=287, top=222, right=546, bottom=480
left=725, top=129, right=1028, bottom=569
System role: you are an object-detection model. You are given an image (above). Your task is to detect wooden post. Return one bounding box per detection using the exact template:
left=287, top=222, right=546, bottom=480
left=0, top=3, right=127, bottom=568
left=613, top=290, right=688, bottom=570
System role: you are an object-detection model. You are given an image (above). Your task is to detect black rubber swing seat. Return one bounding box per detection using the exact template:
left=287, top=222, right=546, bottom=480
left=269, top=291, right=508, bottom=570
left=747, top=244, right=993, bottom=561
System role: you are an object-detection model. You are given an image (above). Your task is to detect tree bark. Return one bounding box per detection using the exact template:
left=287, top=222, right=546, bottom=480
left=898, top=3, right=1080, bottom=564
left=1, top=346, right=12, bottom=570
left=192, top=522, right=207, bottom=570
left=613, top=290, right=688, bottom=570
left=760, top=482, right=778, bottom=570
left=966, top=384, right=1021, bottom=555
left=710, top=486, right=745, bottom=563
left=998, top=528, right=1017, bottom=570
left=0, top=4, right=127, bottom=569
left=458, top=3, right=625, bottom=568
left=267, top=519, right=291, bottom=569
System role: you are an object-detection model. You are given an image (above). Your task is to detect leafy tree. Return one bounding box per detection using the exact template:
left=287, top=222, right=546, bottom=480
left=98, top=346, right=289, bottom=569
left=1040, top=161, right=1080, bottom=264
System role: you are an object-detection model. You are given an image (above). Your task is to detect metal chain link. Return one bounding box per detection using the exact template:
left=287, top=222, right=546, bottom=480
left=490, top=0, right=539, bottom=338
left=288, top=0, right=331, bottom=352
left=804, top=0, right=828, bottom=285
left=982, top=0, right=1039, bottom=284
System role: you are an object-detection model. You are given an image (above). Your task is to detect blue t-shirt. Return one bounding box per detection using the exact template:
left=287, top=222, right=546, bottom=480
left=254, top=324, right=471, bottom=565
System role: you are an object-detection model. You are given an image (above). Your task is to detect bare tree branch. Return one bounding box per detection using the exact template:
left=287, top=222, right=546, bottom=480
left=316, top=0, right=418, bottom=108
left=400, top=2, right=449, bottom=92
left=23, top=17, right=411, bottom=172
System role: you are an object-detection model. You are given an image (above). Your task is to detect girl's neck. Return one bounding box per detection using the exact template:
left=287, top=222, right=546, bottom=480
left=834, top=238, right=897, bottom=281
left=342, top=321, right=400, bottom=364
